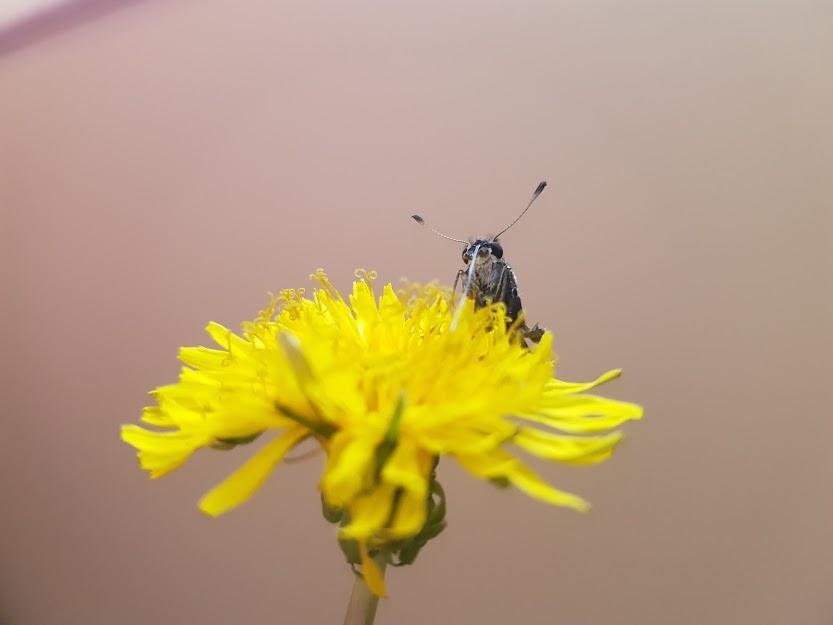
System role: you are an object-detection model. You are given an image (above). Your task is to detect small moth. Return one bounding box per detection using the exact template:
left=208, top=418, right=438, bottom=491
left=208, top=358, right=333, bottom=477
left=412, top=181, right=547, bottom=344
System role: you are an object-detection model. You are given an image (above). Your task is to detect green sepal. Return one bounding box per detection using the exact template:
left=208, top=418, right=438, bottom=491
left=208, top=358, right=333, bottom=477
left=489, top=476, right=511, bottom=489
left=332, top=445, right=447, bottom=574
left=321, top=494, right=343, bottom=524
left=332, top=507, right=363, bottom=565
left=373, top=395, right=406, bottom=478
left=420, top=520, right=446, bottom=541
left=338, top=537, right=361, bottom=565
left=210, top=432, right=263, bottom=450
left=389, top=471, right=447, bottom=567
left=275, top=403, right=336, bottom=438
left=427, top=480, right=446, bottom=523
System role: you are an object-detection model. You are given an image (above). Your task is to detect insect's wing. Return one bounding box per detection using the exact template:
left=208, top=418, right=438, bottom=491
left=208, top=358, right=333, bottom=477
left=491, top=261, right=544, bottom=345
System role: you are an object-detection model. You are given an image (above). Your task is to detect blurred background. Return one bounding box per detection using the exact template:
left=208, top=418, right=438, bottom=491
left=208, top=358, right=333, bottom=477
left=1, top=1, right=832, bottom=624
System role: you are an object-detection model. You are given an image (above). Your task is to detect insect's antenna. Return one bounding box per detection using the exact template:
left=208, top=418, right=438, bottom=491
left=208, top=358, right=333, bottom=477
left=494, top=180, right=547, bottom=239
left=411, top=214, right=468, bottom=244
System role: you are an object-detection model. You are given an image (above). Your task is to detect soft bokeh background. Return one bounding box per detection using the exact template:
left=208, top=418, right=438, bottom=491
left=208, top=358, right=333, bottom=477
left=2, top=1, right=832, bottom=624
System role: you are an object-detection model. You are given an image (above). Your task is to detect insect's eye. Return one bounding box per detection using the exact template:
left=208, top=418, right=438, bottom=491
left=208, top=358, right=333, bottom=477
left=490, top=242, right=503, bottom=259
left=462, top=248, right=471, bottom=263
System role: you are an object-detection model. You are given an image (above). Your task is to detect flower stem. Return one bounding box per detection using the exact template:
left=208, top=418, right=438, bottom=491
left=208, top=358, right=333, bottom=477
left=342, top=554, right=388, bottom=625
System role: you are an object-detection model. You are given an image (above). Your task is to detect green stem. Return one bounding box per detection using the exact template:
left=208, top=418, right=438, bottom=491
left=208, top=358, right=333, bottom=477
left=342, top=552, right=388, bottom=625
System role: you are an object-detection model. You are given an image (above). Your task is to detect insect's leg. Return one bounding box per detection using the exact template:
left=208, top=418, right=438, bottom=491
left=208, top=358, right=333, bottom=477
left=451, top=247, right=481, bottom=330
left=452, top=269, right=466, bottom=307
left=523, top=324, right=545, bottom=344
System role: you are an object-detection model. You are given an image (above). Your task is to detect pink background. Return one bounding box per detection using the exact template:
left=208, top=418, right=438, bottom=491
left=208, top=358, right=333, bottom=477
left=2, top=2, right=832, bottom=624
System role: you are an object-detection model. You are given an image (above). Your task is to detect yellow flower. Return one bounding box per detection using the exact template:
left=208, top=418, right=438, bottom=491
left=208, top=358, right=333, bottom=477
left=121, top=269, right=642, bottom=596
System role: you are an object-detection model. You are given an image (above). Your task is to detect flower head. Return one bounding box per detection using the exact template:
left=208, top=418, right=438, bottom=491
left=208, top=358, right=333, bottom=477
left=122, top=269, right=641, bottom=595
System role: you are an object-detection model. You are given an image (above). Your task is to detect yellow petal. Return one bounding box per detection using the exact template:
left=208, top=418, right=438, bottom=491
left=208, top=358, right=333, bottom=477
left=199, top=427, right=308, bottom=517
left=544, top=369, right=622, bottom=395
left=140, top=406, right=175, bottom=426
left=321, top=434, right=378, bottom=507
left=455, top=448, right=589, bottom=512
left=454, top=447, right=517, bottom=478
left=205, top=322, right=252, bottom=356
left=378, top=284, right=405, bottom=321
left=178, top=346, right=228, bottom=370
left=419, top=419, right=517, bottom=455
left=121, top=424, right=199, bottom=454
left=513, top=428, right=624, bottom=465
left=381, top=439, right=430, bottom=497
left=340, top=484, right=396, bottom=540
left=349, top=279, right=380, bottom=323
left=359, top=541, right=387, bottom=598
left=137, top=450, right=192, bottom=477
left=387, top=490, right=428, bottom=539
left=120, top=425, right=208, bottom=478
left=507, top=463, right=590, bottom=512
left=520, top=395, right=643, bottom=433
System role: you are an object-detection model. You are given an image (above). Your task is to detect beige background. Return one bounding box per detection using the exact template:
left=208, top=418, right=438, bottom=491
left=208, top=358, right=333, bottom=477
left=2, top=1, right=832, bottom=624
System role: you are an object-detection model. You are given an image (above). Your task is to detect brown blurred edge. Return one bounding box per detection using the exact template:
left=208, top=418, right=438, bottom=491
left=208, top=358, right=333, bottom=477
left=0, top=0, right=146, bottom=58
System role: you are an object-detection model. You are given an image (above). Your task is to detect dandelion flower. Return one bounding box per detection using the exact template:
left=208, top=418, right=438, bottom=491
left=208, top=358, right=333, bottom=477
left=121, top=269, right=642, bottom=597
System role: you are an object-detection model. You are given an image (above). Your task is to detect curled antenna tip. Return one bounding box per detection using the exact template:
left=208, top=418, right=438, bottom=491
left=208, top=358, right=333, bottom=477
left=410, top=214, right=468, bottom=243
left=494, top=180, right=549, bottom=239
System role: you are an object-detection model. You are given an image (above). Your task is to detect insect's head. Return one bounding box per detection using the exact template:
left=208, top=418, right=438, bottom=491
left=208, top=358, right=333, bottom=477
left=462, top=239, right=503, bottom=264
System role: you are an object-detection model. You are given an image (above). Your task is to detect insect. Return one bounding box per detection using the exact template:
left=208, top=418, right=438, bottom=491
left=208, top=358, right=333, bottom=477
left=412, top=180, right=547, bottom=344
